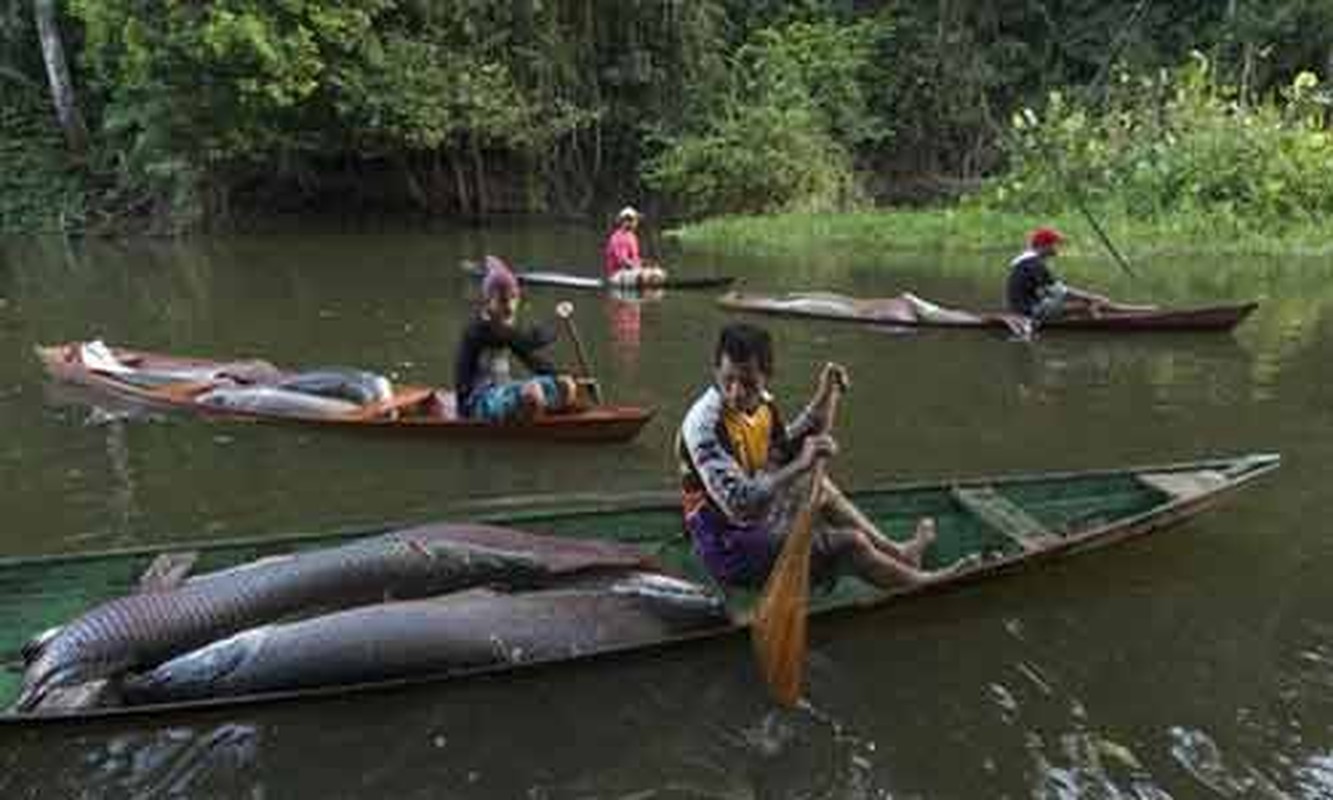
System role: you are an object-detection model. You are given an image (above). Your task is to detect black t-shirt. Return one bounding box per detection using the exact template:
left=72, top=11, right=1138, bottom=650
left=453, top=316, right=557, bottom=403
left=1006, top=251, right=1057, bottom=315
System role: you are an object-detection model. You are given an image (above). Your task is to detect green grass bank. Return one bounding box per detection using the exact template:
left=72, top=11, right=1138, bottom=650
left=667, top=207, right=1333, bottom=263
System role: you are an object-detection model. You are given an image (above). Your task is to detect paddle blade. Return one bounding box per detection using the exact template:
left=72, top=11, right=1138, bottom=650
left=749, top=377, right=841, bottom=707
left=749, top=479, right=821, bottom=707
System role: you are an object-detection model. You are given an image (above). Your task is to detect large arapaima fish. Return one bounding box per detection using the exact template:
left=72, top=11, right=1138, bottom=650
left=122, top=573, right=729, bottom=704
left=16, top=523, right=655, bottom=712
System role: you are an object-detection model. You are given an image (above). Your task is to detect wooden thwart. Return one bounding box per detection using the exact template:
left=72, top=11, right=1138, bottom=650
left=950, top=485, right=1052, bottom=552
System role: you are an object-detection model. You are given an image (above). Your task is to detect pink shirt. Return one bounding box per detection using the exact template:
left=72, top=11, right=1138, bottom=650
left=603, top=228, right=641, bottom=277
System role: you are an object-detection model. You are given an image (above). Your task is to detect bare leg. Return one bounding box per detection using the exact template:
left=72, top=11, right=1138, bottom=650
left=819, top=480, right=932, bottom=566
left=555, top=375, right=581, bottom=410
left=826, top=527, right=973, bottom=589
left=1103, top=300, right=1159, bottom=313
left=519, top=381, right=546, bottom=418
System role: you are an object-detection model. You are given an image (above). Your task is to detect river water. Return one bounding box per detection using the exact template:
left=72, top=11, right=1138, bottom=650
left=0, top=223, right=1328, bottom=798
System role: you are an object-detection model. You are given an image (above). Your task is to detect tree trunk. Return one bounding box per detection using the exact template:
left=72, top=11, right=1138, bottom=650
left=450, top=150, right=470, bottom=215
left=470, top=136, right=488, bottom=216
left=33, top=0, right=89, bottom=155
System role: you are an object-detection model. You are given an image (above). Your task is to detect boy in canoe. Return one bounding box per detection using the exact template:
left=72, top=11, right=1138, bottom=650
left=1007, top=226, right=1154, bottom=327
left=454, top=257, right=582, bottom=421
left=604, top=206, right=667, bottom=288
left=677, top=323, right=971, bottom=589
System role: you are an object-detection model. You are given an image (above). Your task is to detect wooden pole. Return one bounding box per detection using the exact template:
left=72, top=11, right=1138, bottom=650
left=555, top=301, right=603, bottom=405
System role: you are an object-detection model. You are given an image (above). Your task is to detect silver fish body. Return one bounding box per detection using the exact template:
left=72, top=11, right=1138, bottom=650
left=123, top=573, right=729, bottom=703
left=16, top=523, right=653, bottom=712
left=194, top=386, right=360, bottom=418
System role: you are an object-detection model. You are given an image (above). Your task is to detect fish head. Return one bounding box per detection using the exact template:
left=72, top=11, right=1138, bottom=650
left=14, top=654, right=115, bottom=713
left=609, top=572, right=730, bottom=624
left=125, top=627, right=267, bottom=701
left=19, top=625, right=62, bottom=665
left=15, top=678, right=117, bottom=714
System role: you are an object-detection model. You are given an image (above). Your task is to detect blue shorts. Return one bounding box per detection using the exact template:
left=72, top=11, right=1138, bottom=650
left=1031, top=282, right=1069, bottom=322
left=466, top=377, right=562, bottom=422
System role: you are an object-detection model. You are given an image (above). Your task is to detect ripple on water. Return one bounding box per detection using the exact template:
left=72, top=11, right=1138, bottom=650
left=68, top=723, right=262, bottom=798
left=1168, top=725, right=1288, bottom=798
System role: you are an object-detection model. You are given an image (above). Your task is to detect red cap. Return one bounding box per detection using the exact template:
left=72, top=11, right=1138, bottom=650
left=481, top=256, right=520, bottom=298
left=1029, top=227, right=1065, bottom=249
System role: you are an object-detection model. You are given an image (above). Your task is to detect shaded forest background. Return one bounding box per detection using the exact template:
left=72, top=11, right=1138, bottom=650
left=2, top=0, right=1331, bottom=234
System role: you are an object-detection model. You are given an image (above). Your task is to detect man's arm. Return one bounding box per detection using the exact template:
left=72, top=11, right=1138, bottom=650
left=787, top=363, right=848, bottom=440
left=1062, top=283, right=1112, bottom=305
left=506, top=322, right=559, bottom=375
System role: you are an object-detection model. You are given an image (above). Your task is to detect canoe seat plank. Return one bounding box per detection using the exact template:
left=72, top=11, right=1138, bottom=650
left=950, top=486, right=1052, bottom=552
left=1136, top=470, right=1228, bottom=500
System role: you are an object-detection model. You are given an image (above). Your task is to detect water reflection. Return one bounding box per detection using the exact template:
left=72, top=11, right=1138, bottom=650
left=85, top=723, right=262, bottom=799
left=602, top=288, right=664, bottom=374
left=0, top=722, right=263, bottom=799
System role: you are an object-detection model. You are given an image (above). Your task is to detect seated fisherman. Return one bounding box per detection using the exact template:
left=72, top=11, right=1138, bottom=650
left=454, top=257, right=581, bottom=421
left=677, top=322, right=974, bottom=590
left=1007, top=227, right=1153, bottom=324
left=603, top=206, right=667, bottom=288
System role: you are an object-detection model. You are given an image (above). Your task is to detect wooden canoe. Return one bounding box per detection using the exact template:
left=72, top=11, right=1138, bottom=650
left=35, top=342, right=654, bottom=442
left=0, top=452, right=1278, bottom=723
left=460, top=260, right=736, bottom=291
left=718, top=290, right=1259, bottom=332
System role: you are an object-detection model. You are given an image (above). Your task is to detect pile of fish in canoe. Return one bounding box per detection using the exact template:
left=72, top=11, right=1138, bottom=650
left=12, top=522, right=728, bottom=714
left=75, top=339, right=399, bottom=420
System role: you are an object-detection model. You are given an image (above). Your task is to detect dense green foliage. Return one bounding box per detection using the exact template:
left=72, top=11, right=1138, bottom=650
left=644, top=18, right=887, bottom=216
left=66, top=0, right=607, bottom=229
left=0, top=0, right=1330, bottom=234
left=0, top=92, right=85, bottom=233
left=982, top=57, right=1333, bottom=235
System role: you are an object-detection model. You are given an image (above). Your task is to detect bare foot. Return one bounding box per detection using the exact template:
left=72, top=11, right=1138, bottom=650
left=922, top=552, right=983, bottom=583
left=902, top=517, right=938, bottom=567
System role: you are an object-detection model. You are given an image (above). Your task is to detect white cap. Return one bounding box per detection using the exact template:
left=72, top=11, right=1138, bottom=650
left=617, top=206, right=641, bottom=221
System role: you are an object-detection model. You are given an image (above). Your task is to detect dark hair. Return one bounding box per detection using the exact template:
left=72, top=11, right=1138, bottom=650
left=714, top=323, right=773, bottom=376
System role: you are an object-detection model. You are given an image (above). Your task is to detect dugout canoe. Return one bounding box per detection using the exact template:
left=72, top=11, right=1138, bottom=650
left=460, top=260, right=736, bottom=291
left=717, top=290, right=1259, bottom=332
left=35, top=342, right=653, bottom=443
left=0, top=452, right=1278, bottom=723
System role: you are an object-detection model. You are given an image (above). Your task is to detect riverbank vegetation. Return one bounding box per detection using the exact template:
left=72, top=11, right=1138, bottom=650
left=673, top=52, right=1333, bottom=259
left=1, top=2, right=1330, bottom=239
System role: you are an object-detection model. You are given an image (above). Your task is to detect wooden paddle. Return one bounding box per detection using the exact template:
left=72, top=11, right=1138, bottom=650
left=749, top=376, right=842, bottom=707
left=555, top=301, right=603, bottom=405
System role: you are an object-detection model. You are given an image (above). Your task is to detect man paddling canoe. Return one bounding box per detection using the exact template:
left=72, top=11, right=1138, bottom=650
left=603, top=206, right=667, bottom=289
left=454, top=257, right=582, bottom=421
left=677, top=323, right=973, bottom=589
left=1007, top=226, right=1155, bottom=329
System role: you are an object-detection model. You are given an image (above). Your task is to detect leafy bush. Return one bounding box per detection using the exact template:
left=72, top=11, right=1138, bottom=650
left=644, top=102, right=858, bottom=217
left=0, top=93, right=86, bottom=233
left=980, top=55, right=1333, bottom=232
left=66, top=0, right=597, bottom=229
left=644, top=18, right=887, bottom=217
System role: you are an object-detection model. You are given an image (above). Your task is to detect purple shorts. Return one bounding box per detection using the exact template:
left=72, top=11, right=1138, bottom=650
left=686, top=506, right=842, bottom=588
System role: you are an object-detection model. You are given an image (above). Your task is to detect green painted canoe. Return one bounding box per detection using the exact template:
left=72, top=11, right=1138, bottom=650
left=0, top=453, right=1279, bottom=723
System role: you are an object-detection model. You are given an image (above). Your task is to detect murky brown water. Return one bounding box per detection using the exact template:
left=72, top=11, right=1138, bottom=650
left=0, top=224, right=1328, bottom=798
